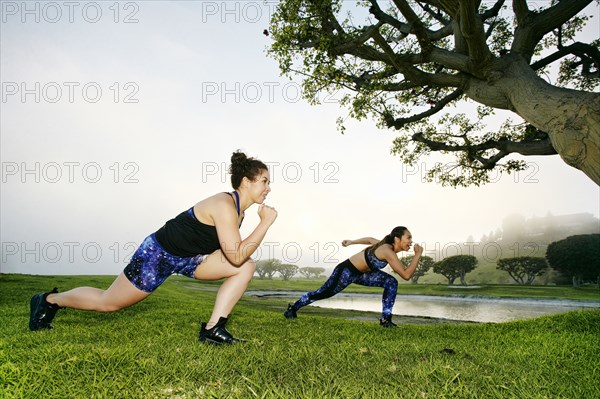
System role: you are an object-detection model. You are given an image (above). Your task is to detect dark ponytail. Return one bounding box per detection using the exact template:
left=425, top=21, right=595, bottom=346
left=229, top=150, right=268, bottom=189
left=368, top=226, right=408, bottom=252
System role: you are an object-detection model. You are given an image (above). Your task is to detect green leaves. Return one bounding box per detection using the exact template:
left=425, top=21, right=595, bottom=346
left=390, top=109, right=534, bottom=187
left=496, top=257, right=549, bottom=285
left=546, top=234, right=600, bottom=286
left=433, top=255, right=478, bottom=285
left=268, top=0, right=599, bottom=186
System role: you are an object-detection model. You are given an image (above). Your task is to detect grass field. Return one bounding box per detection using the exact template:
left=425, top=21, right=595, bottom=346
left=1, top=274, right=599, bottom=399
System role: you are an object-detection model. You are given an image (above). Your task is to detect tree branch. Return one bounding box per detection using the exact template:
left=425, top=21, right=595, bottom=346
left=412, top=130, right=558, bottom=169
left=369, top=29, right=463, bottom=86
left=372, top=0, right=454, bottom=42
left=458, top=0, right=494, bottom=65
left=363, top=80, right=421, bottom=91
left=512, top=0, right=529, bottom=25
left=385, top=88, right=464, bottom=128
left=438, top=0, right=460, bottom=16
left=369, top=0, right=411, bottom=36
left=480, top=0, right=506, bottom=20
left=530, top=42, right=600, bottom=72
left=330, top=23, right=384, bottom=56
left=429, top=47, right=471, bottom=71
left=416, top=0, right=444, bottom=8
left=512, top=0, right=593, bottom=61
left=417, top=1, right=449, bottom=25
left=320, top=1, right=345, bottom=35
left=430, top=24, right=455, bottom=41
left=529, top=0, right=592, bottom=39
left=392, top=0, right=431, bottom=47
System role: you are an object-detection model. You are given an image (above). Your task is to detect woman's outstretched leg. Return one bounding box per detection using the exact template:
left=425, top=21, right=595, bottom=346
left=29, top=273, right=150, bottom=331
left=284, top=259, right=360, bottom=318
left=47, top=273, right=151, bottom=311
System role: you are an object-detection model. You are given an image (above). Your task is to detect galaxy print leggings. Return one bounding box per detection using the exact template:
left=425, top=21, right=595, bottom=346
left=290, top=259, right=399, bottom=319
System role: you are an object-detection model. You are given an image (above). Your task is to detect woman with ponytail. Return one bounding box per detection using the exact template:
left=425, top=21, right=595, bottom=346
left=284, top=227, right=423, bottom=327
left=29, top=151, right=278, bottom=345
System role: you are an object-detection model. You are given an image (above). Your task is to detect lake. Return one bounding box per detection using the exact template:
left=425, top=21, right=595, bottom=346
left=246, top=291, right=600, bottom=323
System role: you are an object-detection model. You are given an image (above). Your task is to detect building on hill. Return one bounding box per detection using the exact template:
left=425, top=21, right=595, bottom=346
left=525, top=212, right=600, bottom=244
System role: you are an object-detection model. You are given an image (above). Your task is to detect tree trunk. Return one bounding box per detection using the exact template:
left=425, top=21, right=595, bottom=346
left=526, top=274, right=535, bottom=285
left=464, top=55, right=600, bottom=186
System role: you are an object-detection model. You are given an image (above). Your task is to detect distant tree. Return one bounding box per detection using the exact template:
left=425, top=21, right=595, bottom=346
left=480, top=233, right=489, bottom=245
left=400, top=255, right=435, bottom=284
left=546, top=234, right=600, bottom=287
left=276, top=263, right=299, bottom=281
left=496, top=256, right=549, bottom=285
left=299, top=267, right=326, bottom=279
left=256, top=259, right=281, bottom=280
left=433, top=255, right=478, bottom=285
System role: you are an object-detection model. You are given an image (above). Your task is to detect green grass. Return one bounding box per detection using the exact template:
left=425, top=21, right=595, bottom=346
left=2, top=274, right=600, bottom=399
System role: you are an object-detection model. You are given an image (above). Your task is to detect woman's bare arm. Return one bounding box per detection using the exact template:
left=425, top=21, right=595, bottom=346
left=383, top=244, right=424, bottom=281
left=341, top=237, right=379, bottom=247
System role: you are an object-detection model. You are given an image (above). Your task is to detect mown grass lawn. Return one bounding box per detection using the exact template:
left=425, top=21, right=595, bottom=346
left=1, top=274, right=599, bottom=399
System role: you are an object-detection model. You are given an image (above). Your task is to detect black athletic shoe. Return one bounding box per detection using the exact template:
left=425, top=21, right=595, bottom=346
left=29, top=287, right=61, bottom=331
left=198, top=317, right=245, bottom=345
left=283, top=304, right=297, bottom=319
left=380, top=317, right=397, bottom=328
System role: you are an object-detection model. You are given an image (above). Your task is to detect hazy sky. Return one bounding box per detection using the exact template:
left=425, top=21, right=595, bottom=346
left=1, top=1, right=599, bottom=275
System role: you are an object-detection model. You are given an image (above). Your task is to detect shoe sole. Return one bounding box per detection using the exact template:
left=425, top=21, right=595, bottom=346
left=29, top=295, right=52, bottom=331
left=199, top=336, right=229, bottom=345
left=198, top=336, right=246, bottom=345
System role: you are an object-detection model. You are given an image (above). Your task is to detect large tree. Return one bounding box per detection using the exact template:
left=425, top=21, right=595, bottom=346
left=299, top=266, right=326, bottom=278
left=496, top=256, right=548, bottom=285
left=269, top=0, right=600, bottom=186
left=433, top=254, right=478, bottom=284
left=276, top=263, right=300, bottom=280
left=256, top=259, right=281, bottom=279
left=400, top=255, right=435, bottom=283
left=546, top=234, right=600, bottom=287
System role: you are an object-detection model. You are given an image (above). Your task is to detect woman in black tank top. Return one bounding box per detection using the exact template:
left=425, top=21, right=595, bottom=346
left=29, top=151, right=278, bottom=345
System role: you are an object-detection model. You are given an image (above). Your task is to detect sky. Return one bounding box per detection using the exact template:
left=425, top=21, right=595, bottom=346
left=1, top=0, right=599, bottom=275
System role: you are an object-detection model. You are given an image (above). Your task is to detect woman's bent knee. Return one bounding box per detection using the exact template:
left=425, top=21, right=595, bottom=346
left=238, top=259, right=256, bottom=280
left=243, top=259, right=257, bottom=273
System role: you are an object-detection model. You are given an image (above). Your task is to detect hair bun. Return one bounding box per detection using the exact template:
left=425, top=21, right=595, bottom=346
left=230, top=150, right=249, bottom=175
left=231, top=150, right=248, bottom=165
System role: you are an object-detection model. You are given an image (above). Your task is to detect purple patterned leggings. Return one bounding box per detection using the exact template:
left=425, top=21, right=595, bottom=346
left=290, top=259, right=399, bottom=319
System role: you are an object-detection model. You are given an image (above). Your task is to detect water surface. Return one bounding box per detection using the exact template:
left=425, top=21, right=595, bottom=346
left=246, top=290, right=600, bottom=323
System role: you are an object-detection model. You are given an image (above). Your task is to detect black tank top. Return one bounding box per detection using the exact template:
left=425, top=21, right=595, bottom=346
left=154, top=192, right=242, bottom=257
